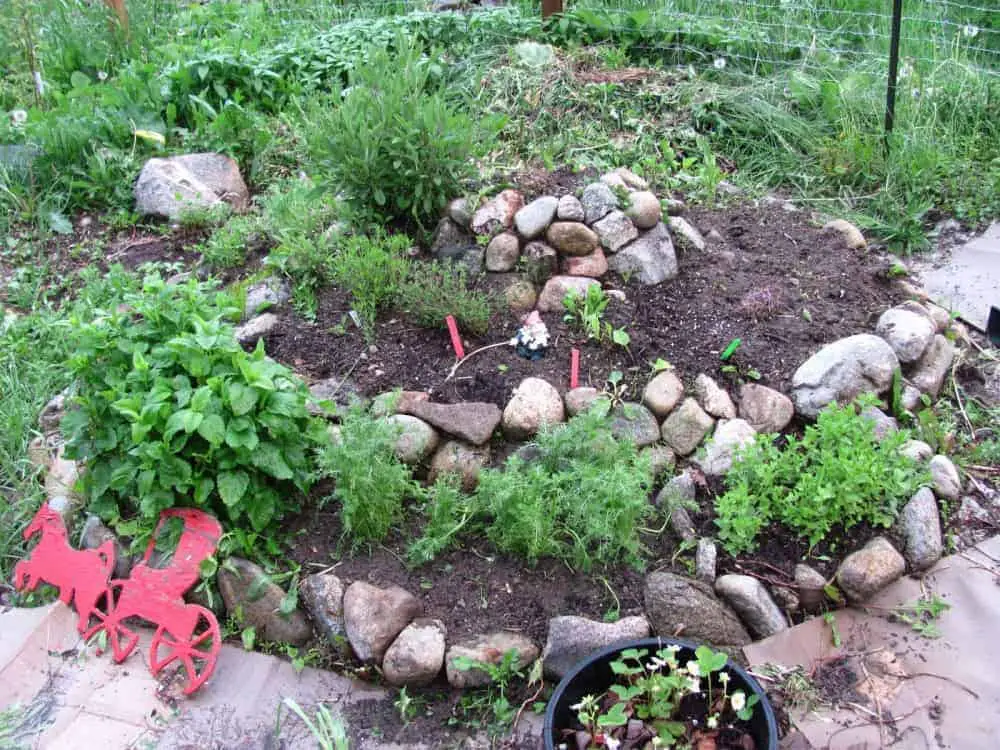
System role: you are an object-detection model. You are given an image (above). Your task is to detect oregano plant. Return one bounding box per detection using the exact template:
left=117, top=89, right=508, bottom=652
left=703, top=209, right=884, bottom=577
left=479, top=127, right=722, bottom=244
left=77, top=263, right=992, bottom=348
left=61, top=274, right=328, bottom=536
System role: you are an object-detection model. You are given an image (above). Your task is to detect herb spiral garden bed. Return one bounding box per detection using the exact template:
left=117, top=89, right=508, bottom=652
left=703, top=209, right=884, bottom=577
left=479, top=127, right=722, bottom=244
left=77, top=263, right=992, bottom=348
left=19, top=162, right=997, bottom=749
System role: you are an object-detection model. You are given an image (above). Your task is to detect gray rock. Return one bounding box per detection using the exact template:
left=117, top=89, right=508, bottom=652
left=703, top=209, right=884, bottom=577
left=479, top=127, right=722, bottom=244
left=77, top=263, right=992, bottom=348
left=669, top=506, right=696, bottom=542
left=897, top=487, right=942, bottom=572
left=299, top=573, right=346, bottom=646
left=714, top=574, right=788, bottom=639
left=556, top=194, right=585, bottom=222
left=564, top=387, right=607, bottom=417
left=609, top=402, right=660, bottom=447
left=541, top=616, right=650, bottom=680
left=343, top=582, right=422, bottom=663
left=218, top=558, right=313, bottom=646
left=431, top=217, right=475, bottom=260
left=899, top=439, right=933, bottom=463
left=929, top=454, right=961, bottom=500
left=667, top=216, right=706, bottom=252
left=696, top=419, right=757, bottom=477
left=580, top=182, right=619, bottom=225
left=79, top=515, right=131, bottom=579
left=135, top=153, right=249, bottom=220
left=562, top=247, right=608, bottom=278
left=407, top=401, right=501, bottom=446
left=485, top=232, right=521, bottom=272
left=823, top=219, right=866, bottom=249
left=694, top=375, right=736, bottom=419
left=836, top=537, right=906, bottom=602
left=642, top=370, right=685, bottom=419
left=660, top=398, right=714, bottom=456
left=608, top=223, right=678, bottom=286
left=502, top=377, right=565, bottom=440
left=514, top=196, right=559, bottom=239
left=643, top=445, right=676, bottom=481
left=234, top=313, right=278, bottom=346
left=447, top=198, right=472, bottom=229
left=523, top=241, right=558, bottom=286
left=626, top=191, right=662, bottom=230
left=860, top=406, right=899, bottom=441
left=446, top=632, right=539, bottom=688
left=791, top=334, right=899, bottom=418
left=908, top=334, right=955, bottom=398
left=656, top=471, right=696, bottom=509
left=958, top=495, right=991, bottom=525
left=536, top=275, right=600, bottom=313
left=696, top=538, right=717, bottom=584
left=644, top=572, right=751, bottom=647
left=600, top=171, right=627, bottom=189
left=387, top=414, right=439, bottom=465
left=592, top=210, right=639, bottom=253
left=505, top=279, right=538, bottom=313
left=794, top=564, right=828, bottom=612
left=428, top=440, right=490, bottom=491
left=546, top=221, right=599, bottom=257
left=44, top=446, right=82, bottom=512
left=924, top=303, right=952, bottom=332
left=876, top=308, right=936, bottom=363
left=663, top=198, right=686, bottom=216
left=244, top=277, right=290, bottom=319
left=308, top=377, right=363, bottom=416
left=738, top=384, right=794, bottom=434
left=471, top=189, right=524, bottom=237
left=901, top=384, right=923, bottom=412
left=382, top=618, right=446, bottom=687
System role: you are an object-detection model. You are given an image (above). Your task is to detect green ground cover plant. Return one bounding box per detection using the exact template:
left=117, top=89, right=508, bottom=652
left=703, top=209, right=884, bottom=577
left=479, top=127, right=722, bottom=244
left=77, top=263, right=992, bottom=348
left=328, top=230, right=412, bottom=335
left=396, top=260, right=494, bottom=336
left=715, top=395, right=931, bottom=554
left=60, top=274, right=327, bottom=538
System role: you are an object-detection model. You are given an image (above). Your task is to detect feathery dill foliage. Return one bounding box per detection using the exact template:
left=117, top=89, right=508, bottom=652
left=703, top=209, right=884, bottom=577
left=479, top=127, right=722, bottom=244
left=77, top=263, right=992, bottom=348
left=476, top=407, right=654, bottom=571
left=715, top=395, right=931, bottom=554
left=317, top=406, right=423, bottom=544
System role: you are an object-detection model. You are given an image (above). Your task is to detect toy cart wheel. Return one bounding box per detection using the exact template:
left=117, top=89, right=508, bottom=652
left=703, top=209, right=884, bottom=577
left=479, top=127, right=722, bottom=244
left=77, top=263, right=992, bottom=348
left=149, top=605, right=221, bottom=695
left=82, top=581, right=139, bottom=663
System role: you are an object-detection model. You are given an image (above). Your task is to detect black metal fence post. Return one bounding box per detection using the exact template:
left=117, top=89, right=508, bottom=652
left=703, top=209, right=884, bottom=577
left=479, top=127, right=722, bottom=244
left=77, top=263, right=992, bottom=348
left=884, top=0, right=904, bottom=146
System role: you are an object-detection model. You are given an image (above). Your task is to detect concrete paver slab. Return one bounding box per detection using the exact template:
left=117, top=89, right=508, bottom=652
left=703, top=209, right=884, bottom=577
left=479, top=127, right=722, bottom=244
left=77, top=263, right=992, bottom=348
left=919, top=222, right=1000, bottom=330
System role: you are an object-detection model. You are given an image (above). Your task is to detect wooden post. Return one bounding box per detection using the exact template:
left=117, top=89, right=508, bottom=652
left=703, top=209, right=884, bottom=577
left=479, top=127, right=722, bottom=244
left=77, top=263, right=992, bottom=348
left=542, top=0, right=563, bottom=19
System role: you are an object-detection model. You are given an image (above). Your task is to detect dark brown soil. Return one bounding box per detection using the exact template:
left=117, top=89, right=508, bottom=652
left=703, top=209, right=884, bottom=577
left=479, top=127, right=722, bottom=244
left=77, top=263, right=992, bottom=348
left=265, top=202, right=902, bottom=409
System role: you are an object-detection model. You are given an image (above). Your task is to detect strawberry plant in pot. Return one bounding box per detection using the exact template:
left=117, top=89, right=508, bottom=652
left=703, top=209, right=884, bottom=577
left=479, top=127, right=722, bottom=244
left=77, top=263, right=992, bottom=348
left=544, top=638, right=777, bottom=750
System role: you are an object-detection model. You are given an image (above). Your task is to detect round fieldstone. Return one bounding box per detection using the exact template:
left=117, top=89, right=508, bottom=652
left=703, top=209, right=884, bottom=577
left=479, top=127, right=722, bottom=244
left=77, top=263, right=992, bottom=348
left=660, top=398, right=714, bottom=456
left=445, top=632, right=539, bottom=688
left=714, top=574, right=788, bottom=639
left=644, top=572, right=750, bottom=647
left=592, top=210, right=639, bottom=254
left=823, top=218, right=866, bottom=249
left=929, top=454, right=961, bottom=500
left=899, top=439, right=933, bottom=463
left=738, top=384, right=794, bottom=434
left=556, top=194, right=585, bottom=222
left=343, top=582, right=422, bottom=663
left=696, top=419, right=757, bottom=477
left=667, top=216, right=706, bottom=252
left=471, top=189, right=524, bottom=237
left=562, top=247, right=608, bottom=278
left=447, top=197, right=472, bottom=229
left=896, top=487, right=943, bottom=572
left=299, top=572, right=346, bottom=645
left=428, top=440, right=490, bottom=491
left=694, top=374, right=736, bottom=419
left=502, top=377, right=565, bottom=440
left=514, top=196, right=559, bottom=240
left=485, top=232, right=520, bottom=272
left=909, top=335, right=956, bottom=398
left=696, top=538, right=717, bottom=584
left=835, top=537, right=905, bottom=602
left=626, top=191, right=662, bottom=229
left=609, top=402, right=660, bottom=447
left=536, top=275, right=600, bottom=313
left=546, top=221, right=599, bottom=257
left=523, top=241, right=558, bottom=286
left=794, top=564, right=828, bottom=612
left=505, top=279, right=537, bottom=313
left=564, top=387, right=607, bottom=417
left=218, top=558, right=313, bottom=647
left=607, top=222, right=678, bottom=285
left=382, top=618, right=446, bottom=687
left=386, top=414, right=439, bottom=465
left=643, top=370, right=685, bottom=419
left=876, top=307, right=936, bottom=363
left=791, top=334, right=899, bottom=418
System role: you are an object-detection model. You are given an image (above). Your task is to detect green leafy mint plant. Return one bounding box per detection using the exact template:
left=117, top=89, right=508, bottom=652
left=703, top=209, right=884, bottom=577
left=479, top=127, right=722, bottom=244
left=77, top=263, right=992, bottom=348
left=562, top=284, right=629, bottom=347
left=715, top=395, right=931, bottom=554
left=61, top=275, right=327, bottom=536
left=568, top=644, right=759, bottom=748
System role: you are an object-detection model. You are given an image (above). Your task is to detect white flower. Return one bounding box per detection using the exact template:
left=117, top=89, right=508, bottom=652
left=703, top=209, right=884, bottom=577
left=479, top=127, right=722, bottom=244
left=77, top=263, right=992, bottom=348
left=10, top=109, right=27, bottom=126
left=707, top=715, right=719, bottom=729
left=713, top=57, right=727, bottom=70
left=730, top=691, right=747, bottom=712
left=687, top=676, right=702, bottom=694
left=719, top=672, right=730, bottom=684
left=569, top=701, right=584, bottom=712
left=685, top=660, right=701, bottom=677
left=97, top=71, right=108, bottom=81
left=963, top=24, right=979, bottom=38
left=605, top=739, right=621, bottom=750
left=651, top=739, right=663, bottom=748
left=646, top=655, right=667, bottom=670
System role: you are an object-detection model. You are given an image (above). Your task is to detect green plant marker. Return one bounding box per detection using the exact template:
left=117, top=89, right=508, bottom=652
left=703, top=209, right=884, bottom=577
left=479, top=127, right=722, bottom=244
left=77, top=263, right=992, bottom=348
left=720, top=338, right=742, bottom=361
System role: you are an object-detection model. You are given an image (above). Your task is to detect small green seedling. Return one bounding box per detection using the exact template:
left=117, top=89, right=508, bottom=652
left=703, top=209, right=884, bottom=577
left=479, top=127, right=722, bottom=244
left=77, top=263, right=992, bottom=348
left=890, top=594, right=950, bottom=638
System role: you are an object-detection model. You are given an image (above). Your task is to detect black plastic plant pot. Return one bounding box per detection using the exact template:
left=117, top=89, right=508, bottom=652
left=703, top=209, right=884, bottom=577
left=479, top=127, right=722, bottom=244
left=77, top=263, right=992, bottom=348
left=543, top=637, right=778, bottom=750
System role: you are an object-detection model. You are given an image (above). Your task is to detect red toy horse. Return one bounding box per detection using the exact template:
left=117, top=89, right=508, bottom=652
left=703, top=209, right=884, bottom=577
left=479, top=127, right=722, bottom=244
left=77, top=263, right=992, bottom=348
left=13, top=503, right=116, bottom=634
